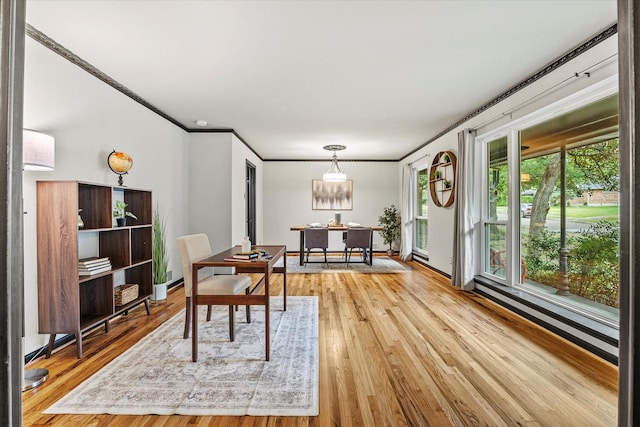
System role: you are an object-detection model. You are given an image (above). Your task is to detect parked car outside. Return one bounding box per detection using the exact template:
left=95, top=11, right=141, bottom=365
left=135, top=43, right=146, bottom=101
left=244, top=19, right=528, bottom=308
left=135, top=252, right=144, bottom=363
left=521, top=203, right=532, bottom=217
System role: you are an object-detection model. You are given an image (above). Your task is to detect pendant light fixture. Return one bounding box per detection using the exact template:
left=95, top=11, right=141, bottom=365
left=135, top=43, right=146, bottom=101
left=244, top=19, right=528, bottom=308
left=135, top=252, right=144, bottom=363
left=322, top=144, right=347, bottom=182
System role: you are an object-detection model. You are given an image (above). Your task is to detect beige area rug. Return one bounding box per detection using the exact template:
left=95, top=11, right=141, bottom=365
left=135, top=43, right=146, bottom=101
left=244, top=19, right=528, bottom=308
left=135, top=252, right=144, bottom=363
left=286, top=255, right=411, bottom=273
left=44, top=296, right=318, bottom=416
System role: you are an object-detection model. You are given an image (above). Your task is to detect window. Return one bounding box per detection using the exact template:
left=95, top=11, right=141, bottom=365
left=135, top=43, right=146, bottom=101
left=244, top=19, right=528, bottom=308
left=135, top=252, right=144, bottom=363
left=414, top=162, right=430, bottom=256
left=484, top=136, right=509, bottom=280
left=415, top=166, right=429, bottom=254
left=480, top=91, right=619, bottom=326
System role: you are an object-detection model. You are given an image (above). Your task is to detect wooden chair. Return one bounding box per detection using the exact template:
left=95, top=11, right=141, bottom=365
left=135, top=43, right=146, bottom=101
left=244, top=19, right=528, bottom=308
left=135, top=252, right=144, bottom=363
left=344, top=227, right=372, bottom=265
left=177, top=234, right=252, bottom=340
left=304, top=227, right=328, bottom=265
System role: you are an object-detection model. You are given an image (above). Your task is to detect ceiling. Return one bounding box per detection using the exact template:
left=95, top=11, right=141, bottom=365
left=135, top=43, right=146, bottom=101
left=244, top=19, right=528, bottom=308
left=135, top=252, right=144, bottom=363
left=25, top=1, right=617, bottom=161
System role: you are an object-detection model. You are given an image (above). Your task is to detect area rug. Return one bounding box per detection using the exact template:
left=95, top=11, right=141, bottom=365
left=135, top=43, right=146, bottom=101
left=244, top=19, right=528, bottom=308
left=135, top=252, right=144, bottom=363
left=44, top=296, right=318, bottom=416
left=286, top=255, right=410, bottom=273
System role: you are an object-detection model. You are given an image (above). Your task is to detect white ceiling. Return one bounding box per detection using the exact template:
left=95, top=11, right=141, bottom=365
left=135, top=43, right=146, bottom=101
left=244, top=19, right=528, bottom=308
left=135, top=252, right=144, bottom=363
left=25, top=1, right=617, bottom=161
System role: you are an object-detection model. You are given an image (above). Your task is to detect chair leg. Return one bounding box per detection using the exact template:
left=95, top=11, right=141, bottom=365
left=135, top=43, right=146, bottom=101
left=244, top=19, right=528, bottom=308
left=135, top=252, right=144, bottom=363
left=246, top=288, right=251, bottom=323
left=206, top=305, right=212, bottom=321
left=228, top=305, right=235, bottom=341
left=183, top=296, right=191, bottom=339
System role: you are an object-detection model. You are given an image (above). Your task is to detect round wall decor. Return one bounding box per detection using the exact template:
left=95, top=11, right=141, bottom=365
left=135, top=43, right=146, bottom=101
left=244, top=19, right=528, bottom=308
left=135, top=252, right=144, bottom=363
left=429, top=150, right=457, bottom=207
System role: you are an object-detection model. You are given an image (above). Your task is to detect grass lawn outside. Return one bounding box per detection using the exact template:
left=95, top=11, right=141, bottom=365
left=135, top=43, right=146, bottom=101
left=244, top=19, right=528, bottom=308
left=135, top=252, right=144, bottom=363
left=546, top=205, right=619, bottom=222
left=496, top=205, right=619, bottom=224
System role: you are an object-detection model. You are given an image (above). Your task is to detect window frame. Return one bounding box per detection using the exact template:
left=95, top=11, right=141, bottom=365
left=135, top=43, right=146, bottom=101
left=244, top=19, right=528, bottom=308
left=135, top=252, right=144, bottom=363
left=412, top=157, right=431, bottom=257
left=476, top=76, right=619, bottom=328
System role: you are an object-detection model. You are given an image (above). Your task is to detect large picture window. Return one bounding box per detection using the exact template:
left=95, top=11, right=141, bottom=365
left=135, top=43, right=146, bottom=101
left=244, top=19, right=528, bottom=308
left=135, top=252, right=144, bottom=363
left=480, top=90, right=619, bottom=326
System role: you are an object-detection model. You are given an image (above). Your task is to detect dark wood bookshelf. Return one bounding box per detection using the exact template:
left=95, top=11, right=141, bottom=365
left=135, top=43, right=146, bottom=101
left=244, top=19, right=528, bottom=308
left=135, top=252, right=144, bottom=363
left=37, top=181, right=153, bottom=359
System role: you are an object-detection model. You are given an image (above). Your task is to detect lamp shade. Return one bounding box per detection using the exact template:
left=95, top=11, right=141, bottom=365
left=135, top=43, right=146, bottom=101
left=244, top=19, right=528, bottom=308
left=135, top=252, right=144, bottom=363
left=23, top=129, right=55, bottom=171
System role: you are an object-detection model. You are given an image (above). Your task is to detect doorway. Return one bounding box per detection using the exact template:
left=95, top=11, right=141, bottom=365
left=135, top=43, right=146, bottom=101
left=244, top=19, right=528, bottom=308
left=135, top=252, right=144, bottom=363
left=246, top=160, right=256, bottom=244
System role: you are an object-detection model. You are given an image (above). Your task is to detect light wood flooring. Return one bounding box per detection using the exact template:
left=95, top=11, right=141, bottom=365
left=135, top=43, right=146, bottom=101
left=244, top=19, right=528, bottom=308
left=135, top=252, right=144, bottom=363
left=22, top=256, right=617, bottom=426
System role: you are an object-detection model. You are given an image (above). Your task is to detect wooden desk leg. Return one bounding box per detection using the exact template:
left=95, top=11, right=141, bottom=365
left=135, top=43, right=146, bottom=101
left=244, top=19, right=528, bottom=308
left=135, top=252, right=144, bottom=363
left=299, top=230, right=304, bottom=266
left=265, top=268, right=270, bottom=361
left=192, top=265, right=199, bottom=362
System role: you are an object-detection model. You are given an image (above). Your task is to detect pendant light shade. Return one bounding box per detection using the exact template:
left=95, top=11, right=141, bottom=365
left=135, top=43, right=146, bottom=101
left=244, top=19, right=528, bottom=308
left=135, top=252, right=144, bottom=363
left=322, top=144, right=347, bottom=182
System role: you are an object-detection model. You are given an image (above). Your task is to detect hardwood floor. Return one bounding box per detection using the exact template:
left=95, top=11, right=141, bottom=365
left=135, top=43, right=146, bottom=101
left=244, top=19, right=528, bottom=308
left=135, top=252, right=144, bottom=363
left=22, top=257, right=617, bottom=426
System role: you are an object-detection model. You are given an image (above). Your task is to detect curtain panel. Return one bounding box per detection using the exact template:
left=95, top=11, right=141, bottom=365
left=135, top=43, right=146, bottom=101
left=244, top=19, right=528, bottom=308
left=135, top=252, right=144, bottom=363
left=451, top=129, right=476, bottom=290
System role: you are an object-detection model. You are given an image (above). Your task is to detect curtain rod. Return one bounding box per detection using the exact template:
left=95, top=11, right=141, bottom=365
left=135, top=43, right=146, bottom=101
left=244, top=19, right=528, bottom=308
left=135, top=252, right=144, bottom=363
left=472, top=54, right=617, bottom=131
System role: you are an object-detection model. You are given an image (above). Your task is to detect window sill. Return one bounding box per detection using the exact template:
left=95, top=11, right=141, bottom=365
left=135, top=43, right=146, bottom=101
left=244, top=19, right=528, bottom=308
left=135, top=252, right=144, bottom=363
left=474, top=275, right=619, bottom=364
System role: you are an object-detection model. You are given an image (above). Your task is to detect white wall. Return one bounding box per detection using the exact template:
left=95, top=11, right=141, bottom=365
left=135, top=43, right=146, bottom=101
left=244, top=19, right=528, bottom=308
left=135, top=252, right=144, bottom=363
left=263, top=161, right=399, bottom=252
left=187, top=133, right=264, bottom=253
left=23, top=38, right=191, bottom=354
left=187, top=133, right=233, bottom=253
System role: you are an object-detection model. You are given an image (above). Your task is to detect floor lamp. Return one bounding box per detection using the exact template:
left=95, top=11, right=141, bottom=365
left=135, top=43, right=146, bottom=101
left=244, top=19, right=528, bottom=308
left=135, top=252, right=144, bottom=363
left=22, top=129, right=55, bottom=391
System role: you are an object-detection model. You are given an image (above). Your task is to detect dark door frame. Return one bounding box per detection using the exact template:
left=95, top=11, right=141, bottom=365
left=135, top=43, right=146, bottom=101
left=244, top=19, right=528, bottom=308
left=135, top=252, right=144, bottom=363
left=246, top=160, right=256, bottom=244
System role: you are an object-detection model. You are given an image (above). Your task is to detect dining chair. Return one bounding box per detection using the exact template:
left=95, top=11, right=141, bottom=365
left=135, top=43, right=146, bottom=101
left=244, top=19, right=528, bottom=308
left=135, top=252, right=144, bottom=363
left=344, top=227, right=372, bottom=265
left=177, top=233, right=252, bottom=340
left=304, top=227, right=329, bottom=265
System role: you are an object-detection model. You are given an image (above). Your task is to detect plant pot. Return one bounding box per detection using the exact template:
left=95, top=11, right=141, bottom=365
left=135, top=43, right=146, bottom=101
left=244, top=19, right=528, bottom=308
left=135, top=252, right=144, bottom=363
left=387, top=248, right=394, bottom=256
left=151, top=282, right=168, bottom=302
left=116, top=218, right=126, bottom=227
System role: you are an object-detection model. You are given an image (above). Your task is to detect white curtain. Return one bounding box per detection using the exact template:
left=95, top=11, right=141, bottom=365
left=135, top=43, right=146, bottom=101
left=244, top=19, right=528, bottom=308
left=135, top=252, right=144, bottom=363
left=451, top=129, right=476, bottom=290
left=400, top=163, right=413, bottom=261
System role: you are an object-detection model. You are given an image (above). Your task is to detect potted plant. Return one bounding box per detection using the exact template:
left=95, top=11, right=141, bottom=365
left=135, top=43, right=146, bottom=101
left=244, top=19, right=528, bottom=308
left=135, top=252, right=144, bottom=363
left=151, top=204, right=169, bottom=301
left=113, top=201, right=137, bottom=227
left=444, top=179, right=452, bottom=189
left=378, top=204, right=401, bottom=256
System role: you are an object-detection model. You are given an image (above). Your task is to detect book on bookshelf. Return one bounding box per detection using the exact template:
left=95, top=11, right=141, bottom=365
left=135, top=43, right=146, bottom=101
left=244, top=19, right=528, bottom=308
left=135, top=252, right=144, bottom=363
left=79, top=265, right=112, bottom=276
left=78, top=256, right=110, bottom=267
left=79, top=261, right=111, bottom=270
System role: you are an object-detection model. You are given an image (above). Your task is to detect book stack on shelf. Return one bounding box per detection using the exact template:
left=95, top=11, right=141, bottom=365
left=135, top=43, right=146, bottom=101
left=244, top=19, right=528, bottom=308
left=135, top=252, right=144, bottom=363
left=78, top=257, right=112, bottom=276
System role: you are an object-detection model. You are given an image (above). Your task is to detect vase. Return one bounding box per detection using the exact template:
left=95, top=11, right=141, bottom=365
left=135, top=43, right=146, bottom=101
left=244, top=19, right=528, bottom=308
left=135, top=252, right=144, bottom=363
left=151, top=282, right=168, bottom=302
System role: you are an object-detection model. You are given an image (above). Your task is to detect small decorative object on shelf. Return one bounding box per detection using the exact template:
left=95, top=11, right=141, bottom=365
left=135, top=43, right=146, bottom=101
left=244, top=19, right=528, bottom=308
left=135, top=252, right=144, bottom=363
left=113, top=200, right=137, bottom=227
left=429, top=151, right=457, bottom=208
left=107, top=150, right=133, bottom=186
left=115, top=283, right=139, bottom=306
left=77, top=209, right=84, bottom=228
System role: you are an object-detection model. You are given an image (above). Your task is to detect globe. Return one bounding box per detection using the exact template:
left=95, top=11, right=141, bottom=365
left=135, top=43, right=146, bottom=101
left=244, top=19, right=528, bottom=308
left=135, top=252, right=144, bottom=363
left=108, top=151, right=133, bottom=173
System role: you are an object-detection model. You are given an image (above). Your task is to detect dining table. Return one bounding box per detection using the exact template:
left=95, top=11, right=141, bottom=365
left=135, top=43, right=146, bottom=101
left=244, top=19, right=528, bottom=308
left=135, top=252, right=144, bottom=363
left=290, top=225, right=382, bottom=266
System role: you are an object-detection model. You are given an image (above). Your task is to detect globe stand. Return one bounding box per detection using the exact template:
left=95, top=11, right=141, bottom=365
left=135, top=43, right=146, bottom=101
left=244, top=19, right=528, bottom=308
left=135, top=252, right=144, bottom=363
left=107, top=150, right=133, bottom=187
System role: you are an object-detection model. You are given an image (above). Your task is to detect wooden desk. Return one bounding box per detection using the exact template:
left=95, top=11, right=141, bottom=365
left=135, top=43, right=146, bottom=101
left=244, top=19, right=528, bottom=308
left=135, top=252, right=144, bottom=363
left=290, top=225, right=382, bottom=266
left=191, top=245, right=286, bottom=362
